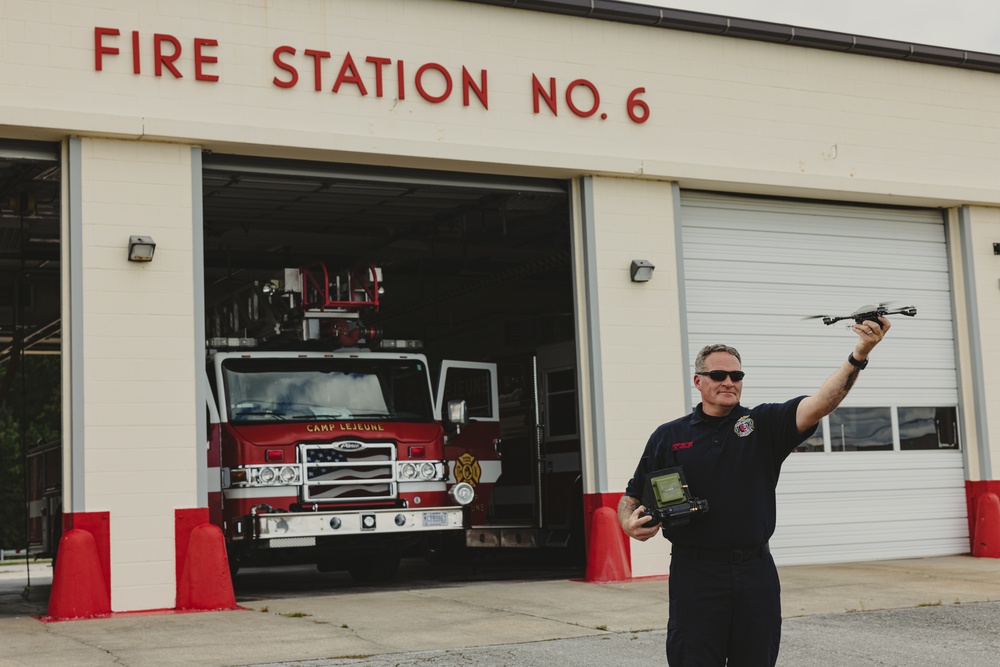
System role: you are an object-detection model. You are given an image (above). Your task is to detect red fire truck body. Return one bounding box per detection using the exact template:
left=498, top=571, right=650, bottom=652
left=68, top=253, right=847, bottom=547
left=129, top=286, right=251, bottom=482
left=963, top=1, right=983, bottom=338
left=205, top=263, right=496, bottom=580
left=206, top=349, right=494, bottom=579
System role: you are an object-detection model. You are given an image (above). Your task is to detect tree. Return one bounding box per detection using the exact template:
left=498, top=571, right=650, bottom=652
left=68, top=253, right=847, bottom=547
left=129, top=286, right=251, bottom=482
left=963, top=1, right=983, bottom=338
left=0, top=355, right=61, bottom=551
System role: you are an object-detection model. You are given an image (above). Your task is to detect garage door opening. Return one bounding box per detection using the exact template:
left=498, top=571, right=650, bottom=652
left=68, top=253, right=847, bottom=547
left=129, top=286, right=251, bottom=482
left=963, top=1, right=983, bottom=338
left=201, top=154, right=583, bottom=583
left=0, top=140, right=62, bottom=597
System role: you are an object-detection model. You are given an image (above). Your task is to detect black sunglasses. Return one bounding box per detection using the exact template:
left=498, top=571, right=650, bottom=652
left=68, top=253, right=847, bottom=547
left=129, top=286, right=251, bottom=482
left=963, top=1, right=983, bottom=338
left=696, top=370, right=745, bottom=382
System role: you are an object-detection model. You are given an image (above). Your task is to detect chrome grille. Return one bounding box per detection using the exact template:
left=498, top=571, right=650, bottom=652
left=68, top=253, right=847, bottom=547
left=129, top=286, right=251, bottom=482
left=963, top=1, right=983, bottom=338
left=300, top=441, right=396, bottom=502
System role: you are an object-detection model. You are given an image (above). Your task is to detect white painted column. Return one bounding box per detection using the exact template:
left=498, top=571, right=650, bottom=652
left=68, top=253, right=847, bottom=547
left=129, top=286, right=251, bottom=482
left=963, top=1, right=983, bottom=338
left=79, top=138, right=197, bottom=611
left=590, top=176, right=686, bottom=577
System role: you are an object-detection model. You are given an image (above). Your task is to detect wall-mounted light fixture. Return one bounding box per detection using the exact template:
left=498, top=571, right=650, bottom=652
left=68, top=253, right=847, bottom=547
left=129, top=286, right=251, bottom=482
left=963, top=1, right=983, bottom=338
left=630, top=259, right=655, bottom=283
left=128, top=236, right=156, bottom=262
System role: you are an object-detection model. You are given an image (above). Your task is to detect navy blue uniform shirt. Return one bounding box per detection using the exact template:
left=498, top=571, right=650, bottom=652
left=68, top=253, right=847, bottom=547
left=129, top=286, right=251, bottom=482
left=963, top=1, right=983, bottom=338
left=625, top=396, right=816, bottom=550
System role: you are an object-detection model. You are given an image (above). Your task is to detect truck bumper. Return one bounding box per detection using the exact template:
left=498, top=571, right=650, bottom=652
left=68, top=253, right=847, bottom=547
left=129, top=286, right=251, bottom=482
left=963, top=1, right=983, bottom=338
left=249, top=506, right=464, bottom=548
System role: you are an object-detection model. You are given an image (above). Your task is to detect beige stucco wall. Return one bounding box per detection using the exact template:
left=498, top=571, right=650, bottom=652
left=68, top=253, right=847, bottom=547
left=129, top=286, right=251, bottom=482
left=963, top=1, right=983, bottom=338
left=6, top=0, right=1000, bottom=591
left=2, top=0, right=1000, bottom=205
left=79, top=138, right=196, bottom=610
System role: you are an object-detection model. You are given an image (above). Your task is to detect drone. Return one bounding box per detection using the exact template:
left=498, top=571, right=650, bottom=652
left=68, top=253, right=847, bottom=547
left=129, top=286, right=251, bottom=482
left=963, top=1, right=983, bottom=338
left=807, top=303, right=917, bottom=326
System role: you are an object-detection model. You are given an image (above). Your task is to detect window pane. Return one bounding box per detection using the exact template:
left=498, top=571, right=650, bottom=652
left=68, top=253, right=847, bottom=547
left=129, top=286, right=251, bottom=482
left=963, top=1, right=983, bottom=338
left=222, top=357, right=433, bottom=422
left=899, top=407, right=960, bottom=451
left=829, top=407, right=892, bottom=452
left=546, top=369, right=578, bottom=438
left=548, top=393, right=578, bottom=438
left=442, top=367, right=493, bottom=419
left=547, top=368, right=576, bottom=393
left=793, top=421, right=825, bottom=453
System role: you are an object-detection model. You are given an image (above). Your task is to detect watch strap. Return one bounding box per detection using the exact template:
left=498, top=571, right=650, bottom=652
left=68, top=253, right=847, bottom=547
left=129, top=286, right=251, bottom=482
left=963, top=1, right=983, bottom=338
left=847, top=353, right=869, bottom=370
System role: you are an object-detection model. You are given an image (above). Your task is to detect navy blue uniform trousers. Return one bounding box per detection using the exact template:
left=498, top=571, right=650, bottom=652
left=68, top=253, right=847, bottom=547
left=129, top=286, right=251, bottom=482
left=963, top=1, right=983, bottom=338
left=666, top=551, right=781, bottom=666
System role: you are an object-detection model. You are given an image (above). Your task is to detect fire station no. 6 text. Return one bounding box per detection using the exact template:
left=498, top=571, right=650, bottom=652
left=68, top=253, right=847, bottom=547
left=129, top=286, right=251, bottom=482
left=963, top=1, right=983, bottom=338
left=92, top=28, right=650, bottom=124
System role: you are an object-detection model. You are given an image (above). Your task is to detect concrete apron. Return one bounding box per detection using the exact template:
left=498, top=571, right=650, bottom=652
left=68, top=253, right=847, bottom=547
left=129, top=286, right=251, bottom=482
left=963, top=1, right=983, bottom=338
left=1, top=555, right=999, bottom=666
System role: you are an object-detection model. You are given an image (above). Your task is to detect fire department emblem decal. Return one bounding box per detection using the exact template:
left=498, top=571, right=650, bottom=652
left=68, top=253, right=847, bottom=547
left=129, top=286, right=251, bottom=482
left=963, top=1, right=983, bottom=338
left=734, top=416, right=755, bottom=438
left=454, top=452, right=482, bottom=487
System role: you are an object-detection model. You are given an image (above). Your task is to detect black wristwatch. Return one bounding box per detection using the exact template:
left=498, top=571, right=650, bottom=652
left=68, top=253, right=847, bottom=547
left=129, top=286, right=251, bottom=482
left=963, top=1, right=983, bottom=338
left=847, top=353, right=869, bottom=370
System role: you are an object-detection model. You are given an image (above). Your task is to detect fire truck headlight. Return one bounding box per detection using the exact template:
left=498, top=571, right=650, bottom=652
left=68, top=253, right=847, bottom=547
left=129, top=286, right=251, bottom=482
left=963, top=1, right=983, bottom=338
left=258, top=466, right=276, bottom=485
left=418, top=463, right=436, bottom=480
left=399, top=462, right=417, bottom=480
left=279, top=466, right=298, bottom=484
left=450, top=482, right=475, bottom=506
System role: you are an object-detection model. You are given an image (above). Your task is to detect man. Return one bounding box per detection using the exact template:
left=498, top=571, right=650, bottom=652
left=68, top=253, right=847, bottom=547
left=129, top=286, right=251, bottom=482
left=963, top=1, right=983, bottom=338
left=619, top=316, right=891, bottom=666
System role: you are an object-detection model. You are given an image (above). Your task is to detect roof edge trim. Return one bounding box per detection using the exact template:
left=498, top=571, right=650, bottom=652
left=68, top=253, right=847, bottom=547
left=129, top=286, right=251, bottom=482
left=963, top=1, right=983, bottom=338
left=459, top=0, right=1000, bottom=74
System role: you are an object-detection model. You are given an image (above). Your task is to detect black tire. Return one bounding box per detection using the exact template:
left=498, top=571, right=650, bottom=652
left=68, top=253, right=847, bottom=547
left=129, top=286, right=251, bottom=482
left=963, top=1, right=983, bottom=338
left=423, top=531, right=472, bottom=568
left=347, top=552, right=401, bottom=584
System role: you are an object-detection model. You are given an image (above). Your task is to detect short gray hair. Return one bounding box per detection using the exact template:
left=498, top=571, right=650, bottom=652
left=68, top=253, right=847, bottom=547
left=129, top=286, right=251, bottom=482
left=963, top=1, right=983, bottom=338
left=695, top=344, right=742, bottom=372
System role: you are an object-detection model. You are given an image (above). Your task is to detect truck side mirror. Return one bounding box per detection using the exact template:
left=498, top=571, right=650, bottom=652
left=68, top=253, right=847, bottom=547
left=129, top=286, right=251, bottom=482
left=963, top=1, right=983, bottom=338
left=447, top=399, right=469, bottom=434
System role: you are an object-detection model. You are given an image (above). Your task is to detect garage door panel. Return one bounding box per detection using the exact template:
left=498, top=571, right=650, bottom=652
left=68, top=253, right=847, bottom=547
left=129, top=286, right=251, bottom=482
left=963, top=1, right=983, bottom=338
left=684, top=238, right=950, bottom=272
left=681, top=192, right=967, bottom=565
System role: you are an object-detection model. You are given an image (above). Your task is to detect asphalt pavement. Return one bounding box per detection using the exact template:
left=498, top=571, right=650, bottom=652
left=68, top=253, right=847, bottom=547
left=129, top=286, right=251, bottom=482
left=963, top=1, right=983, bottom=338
left=2, top=555, right=1000, bottom=666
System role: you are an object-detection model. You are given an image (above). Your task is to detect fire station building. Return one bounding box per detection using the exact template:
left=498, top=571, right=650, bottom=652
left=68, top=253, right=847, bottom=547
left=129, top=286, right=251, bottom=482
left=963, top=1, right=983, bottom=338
left=2, top=0, right=1000, bottom=612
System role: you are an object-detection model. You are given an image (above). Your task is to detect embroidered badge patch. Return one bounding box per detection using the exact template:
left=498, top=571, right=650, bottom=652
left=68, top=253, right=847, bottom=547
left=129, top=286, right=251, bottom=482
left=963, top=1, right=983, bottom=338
left=734, top=416, right=755, bottom=437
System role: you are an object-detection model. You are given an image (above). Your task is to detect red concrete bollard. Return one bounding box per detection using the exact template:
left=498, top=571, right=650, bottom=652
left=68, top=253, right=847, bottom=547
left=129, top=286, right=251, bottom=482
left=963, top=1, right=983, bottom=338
left=972, top=492, right=1000, bottom=558
left=175, top=523, right=237, bottom=610
left=585, top=506, right=632, bottom=582
left=47, top=529, right=112, bottom=619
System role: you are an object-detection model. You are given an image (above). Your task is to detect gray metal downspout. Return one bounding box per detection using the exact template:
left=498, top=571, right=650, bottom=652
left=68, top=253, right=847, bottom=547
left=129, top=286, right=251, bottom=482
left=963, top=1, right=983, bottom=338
left=944, top=210, right=972, bottom=479
left=958, top=206, right=992, bottom=479
left=192, top=148, right=208, bottom=506
left=672, top=183, right=693, bottom=414
left=578, top=177, right=608, bottom=493
left=68, top=137, right=85, bottom=511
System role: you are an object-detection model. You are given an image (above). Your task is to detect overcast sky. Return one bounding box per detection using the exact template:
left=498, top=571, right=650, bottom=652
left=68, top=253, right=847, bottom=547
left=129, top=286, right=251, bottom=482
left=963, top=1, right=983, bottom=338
left=627, top=0, right=1000, bottom=54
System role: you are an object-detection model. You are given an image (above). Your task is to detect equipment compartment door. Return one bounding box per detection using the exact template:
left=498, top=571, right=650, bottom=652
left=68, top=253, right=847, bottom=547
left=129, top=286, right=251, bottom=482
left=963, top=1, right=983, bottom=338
left=435, top=361, right=500, bottom=527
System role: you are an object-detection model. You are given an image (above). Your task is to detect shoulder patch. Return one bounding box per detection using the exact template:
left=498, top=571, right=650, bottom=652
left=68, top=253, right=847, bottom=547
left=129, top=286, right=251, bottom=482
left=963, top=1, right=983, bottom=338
left=734, top=415, right=755, bottom=437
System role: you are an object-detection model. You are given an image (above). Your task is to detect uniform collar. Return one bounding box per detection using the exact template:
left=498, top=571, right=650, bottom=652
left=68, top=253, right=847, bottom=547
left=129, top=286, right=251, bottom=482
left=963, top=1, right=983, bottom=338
left=691, top=402, right=744, bottom=425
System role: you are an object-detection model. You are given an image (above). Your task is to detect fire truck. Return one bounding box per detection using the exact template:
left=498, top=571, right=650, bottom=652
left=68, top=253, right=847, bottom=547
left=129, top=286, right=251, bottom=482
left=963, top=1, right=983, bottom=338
left=206, top=262, right=584, bottom=582
left=206, top=262, right=497, bottom=581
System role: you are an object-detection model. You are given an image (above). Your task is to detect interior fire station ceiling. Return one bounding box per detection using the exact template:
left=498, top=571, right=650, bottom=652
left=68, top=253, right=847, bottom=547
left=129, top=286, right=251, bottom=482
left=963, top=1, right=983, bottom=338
left=202, top=155, right=574, bottom=353
left=202, top=156, right=570, bottom=281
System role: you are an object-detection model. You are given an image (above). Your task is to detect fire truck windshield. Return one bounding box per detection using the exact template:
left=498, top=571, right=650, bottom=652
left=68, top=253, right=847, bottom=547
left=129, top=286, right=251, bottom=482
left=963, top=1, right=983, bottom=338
left=221, top=357, right=434, bottom=423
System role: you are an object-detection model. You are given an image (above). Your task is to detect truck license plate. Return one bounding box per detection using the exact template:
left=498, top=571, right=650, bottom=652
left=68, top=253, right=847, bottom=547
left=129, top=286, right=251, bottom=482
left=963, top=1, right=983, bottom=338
left=422, top=512, right=449, bottom=527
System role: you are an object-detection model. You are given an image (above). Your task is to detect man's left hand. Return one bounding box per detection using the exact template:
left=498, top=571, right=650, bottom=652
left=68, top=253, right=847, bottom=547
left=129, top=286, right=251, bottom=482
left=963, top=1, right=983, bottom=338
left=851, top=315, right=891, bottom=359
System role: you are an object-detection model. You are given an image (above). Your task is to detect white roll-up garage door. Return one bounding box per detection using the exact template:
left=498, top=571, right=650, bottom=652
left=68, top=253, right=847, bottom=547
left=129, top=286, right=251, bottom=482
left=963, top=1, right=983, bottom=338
left=680, top=192, right=969, bottom=565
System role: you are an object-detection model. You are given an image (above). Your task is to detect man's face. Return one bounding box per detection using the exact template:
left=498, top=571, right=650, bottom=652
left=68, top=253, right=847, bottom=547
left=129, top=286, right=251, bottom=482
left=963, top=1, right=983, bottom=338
left=694, top=352, right=743, bottom=416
